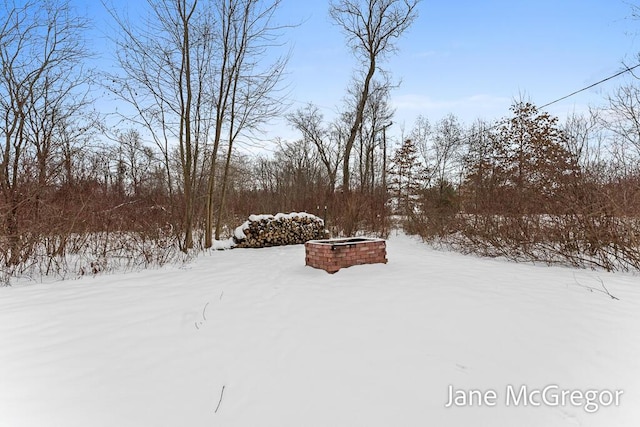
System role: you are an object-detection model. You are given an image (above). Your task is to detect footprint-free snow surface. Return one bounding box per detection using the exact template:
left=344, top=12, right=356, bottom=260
left=1, top=233, right=639, bottom=426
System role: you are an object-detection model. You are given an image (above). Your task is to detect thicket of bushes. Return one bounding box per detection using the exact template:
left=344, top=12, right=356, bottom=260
left=402, top=101, right=640, bottom=272
left=4, top=0, right=640, bottom=286
left=4, top=92, right=640, bottom=283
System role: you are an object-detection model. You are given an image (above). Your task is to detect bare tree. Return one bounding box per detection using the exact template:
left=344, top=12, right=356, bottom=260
left=355, top=78, right=394, bottom=193
left=0, top=0, right=92, bottom=265
left=410, top=113, right=464, bottom=192
left=600, top=84, right=640, bottom=171
left=329, top=0, right=419, bottom=191
left=106, top=0, right=215, bottom=250
left=563, top=110, right=606, bottom=174
left=207, top=0, right=289, bottom=243
left=409, top=114, right=431, bottom=170
left=246, top=138, right=325, bottom=215
left=287, top=103, right=345, bottom=194
left=430, top=113, right=464, bottom=189
left=115, top=129, right=156, bottom=196
left=461, top=118, right=493, bottom=212
left=55, top=108, right=100, bottom=189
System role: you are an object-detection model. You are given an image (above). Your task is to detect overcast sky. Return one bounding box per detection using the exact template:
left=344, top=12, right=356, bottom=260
left=79, top=0, right=640, bottom=150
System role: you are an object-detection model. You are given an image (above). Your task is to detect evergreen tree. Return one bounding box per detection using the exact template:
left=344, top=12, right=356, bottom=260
left=387, top=139, right=427, bottom=214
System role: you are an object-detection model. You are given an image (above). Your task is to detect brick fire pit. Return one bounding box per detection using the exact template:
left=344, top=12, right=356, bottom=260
left=304, top=237, right=387, bottom=274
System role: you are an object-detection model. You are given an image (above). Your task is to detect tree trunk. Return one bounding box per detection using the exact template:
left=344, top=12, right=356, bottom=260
left=342, top=57, right=376, bottom=192
left=179, top=0, right=195, bottom=251
left=214, top=142, right=233, bottom=240
left=205, top=120, right=223, bottom=248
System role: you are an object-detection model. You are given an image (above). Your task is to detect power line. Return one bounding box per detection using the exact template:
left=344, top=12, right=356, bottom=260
left=275, top=62, right=640, bottom=149
left=455, top=63, right=640, bottom=144
left=539, top=63, right=640, bottom=109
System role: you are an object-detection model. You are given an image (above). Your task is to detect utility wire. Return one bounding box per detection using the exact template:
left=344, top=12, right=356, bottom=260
left=453, top=63, right=640, bottom=144
left=273, top=62, right=640, bottom=151
left=539, top=62, right=640, bottom=110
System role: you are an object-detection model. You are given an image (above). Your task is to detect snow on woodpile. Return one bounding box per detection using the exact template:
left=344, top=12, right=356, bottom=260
left=233, top=212, right=328, bottom=248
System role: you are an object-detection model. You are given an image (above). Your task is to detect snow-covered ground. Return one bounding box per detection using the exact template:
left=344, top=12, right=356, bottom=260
left=1, top=233, right=639, bottom=427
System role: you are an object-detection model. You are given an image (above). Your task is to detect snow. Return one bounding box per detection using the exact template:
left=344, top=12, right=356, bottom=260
left=1, top=233, right=639, bottom=427
left=212, top=238, right=236, bottom=251
left=233, top=222, right=248, bottom=241
left=247, top=212, right=323, bottom=224
left=277, top=212, right=322, bottom=222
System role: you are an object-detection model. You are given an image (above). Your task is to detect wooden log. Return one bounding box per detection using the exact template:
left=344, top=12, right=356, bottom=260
left=232, top=212, right=327, bottom=248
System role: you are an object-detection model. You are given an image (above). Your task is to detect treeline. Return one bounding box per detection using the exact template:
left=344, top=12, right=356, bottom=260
left=1, top=0, right=419, bottom=279
left=2, top=0, right=640, bottom=281
left=395, top=93, right=640, bottom=272
left=9, top=91, right=640, bottom=270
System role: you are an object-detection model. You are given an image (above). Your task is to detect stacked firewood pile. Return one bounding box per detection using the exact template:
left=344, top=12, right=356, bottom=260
left=233, top=213, right=328, bottom=248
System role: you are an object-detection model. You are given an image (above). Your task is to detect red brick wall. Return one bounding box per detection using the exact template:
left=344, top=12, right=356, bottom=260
left=305, top=239, right=387, bottom=273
